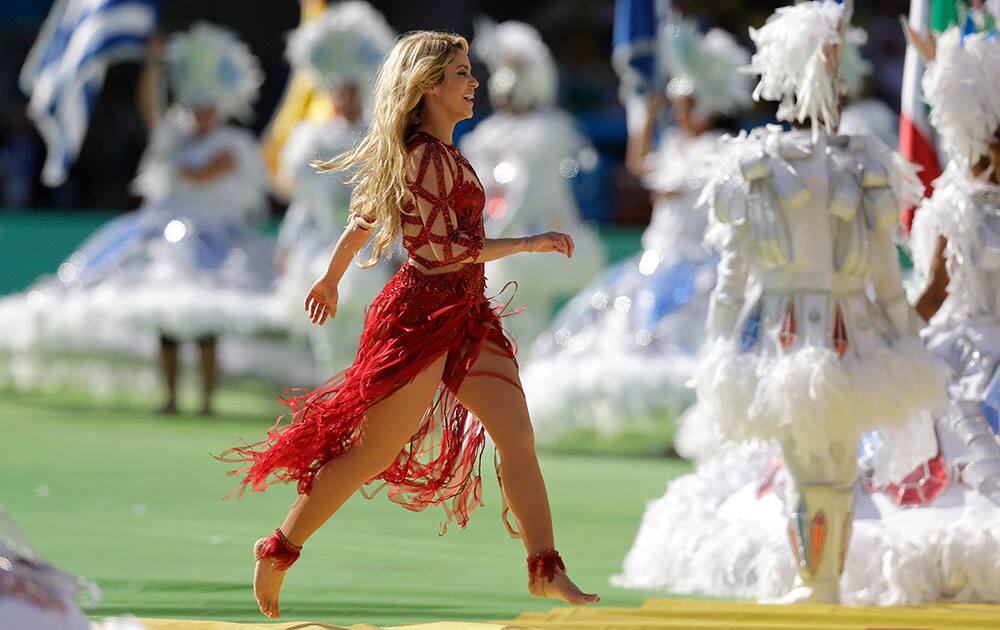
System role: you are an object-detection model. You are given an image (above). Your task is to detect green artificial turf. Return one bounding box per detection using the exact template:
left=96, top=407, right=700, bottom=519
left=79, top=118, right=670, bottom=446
left=0, top=211, right=645, bottom=295
left=0, top=387, right=690, bottom=625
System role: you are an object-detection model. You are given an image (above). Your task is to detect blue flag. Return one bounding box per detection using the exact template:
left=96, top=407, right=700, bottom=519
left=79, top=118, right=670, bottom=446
left=612, top=0, right=663, bottom=95
left=20, top=0, right=159, bottom=186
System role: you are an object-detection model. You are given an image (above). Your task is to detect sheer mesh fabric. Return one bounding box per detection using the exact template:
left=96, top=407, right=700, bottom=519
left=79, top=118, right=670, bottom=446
left=401, top=132, right=484, bottom=269
left=220, top=132, right=518, bottom=534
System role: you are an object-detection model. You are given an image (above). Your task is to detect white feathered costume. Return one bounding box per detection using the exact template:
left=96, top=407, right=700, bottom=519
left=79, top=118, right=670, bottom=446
left=0, top=24, right=297, bottom=392
left=460, top=20, right=606, bottom=346
left=275, top=1, right=396, bottom=375
left=519, top=20, right=751, bottom=442
left=617, top=1, right=951, bottom=605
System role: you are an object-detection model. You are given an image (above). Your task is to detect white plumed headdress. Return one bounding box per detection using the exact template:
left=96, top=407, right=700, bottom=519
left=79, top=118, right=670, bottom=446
left=748, top=1, right=869, bottom=135
left=661, top=20, right=752, bottom=118
left=838, top=25, right=870, bottom=101
left=166, top=22, right=262, bottom=120
left=922, top=27, right=1000, bottom=167
left=839, top=98, right=898, bottom=148
left=285, top=1, right=395, bottom=91
left=473, top=19, right=558, bottom=111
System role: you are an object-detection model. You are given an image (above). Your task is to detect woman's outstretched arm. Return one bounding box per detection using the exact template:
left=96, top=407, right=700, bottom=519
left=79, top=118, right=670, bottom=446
left=472, top=233, right=574, bottom=263
left=914, top=235, right=949, bottom=322
left=304, top=219, right=371, bottom=325
left=408, top=143, right=574, bottom=265
left=322, top=219, right=371, bottom=283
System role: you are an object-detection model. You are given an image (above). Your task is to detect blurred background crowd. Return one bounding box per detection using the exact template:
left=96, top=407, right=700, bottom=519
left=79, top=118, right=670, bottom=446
left=9, top=1, right=1000, bottom=625
left=0, top=0, right=912, bottom=222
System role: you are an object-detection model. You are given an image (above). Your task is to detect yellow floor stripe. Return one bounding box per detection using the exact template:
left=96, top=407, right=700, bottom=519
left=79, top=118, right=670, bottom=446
left=134, top=599, right=1000, bottom=630
left=498, top=598, right=1000, bottom=630
left=137, top=620, right=524, bottom=630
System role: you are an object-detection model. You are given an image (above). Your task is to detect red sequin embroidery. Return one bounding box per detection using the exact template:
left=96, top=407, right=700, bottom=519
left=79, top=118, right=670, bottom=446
left=219, top=132, right=518, bottom=535
left=401, top=132, right=485, bottom=269
left=527, top=549, right=566, bottom=583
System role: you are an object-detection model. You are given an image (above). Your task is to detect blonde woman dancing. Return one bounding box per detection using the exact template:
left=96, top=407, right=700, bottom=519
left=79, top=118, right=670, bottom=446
left=220, top=31, right=600, bottom=618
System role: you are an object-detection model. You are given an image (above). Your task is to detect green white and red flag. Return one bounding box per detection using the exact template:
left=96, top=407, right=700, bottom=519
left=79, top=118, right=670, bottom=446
left=899, top=0, right=965, bottom=230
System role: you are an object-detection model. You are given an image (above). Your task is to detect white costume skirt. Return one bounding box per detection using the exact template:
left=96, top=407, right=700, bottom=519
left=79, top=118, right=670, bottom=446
left=521, top=246, right=717, bottom=442
left=680, top=289, right=948, bottom=465
left=615, top=441, right=1000, bottom=605
left=486, top=222, right=605, bottom=346
left=0, top=203, right=307, bottom=393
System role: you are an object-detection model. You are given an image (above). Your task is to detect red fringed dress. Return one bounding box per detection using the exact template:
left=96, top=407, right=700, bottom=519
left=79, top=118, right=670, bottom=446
left=221, top=131, right=519, bottom=533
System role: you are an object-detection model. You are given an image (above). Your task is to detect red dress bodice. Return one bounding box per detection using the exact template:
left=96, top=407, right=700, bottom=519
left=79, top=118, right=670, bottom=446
left=400, top=132, right=485, bottom=269
left=222, top=132, right=518, bottom=534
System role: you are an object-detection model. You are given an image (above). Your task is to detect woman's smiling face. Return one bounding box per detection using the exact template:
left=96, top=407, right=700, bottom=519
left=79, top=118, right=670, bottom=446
left=426, top=48, right=479, bottom=122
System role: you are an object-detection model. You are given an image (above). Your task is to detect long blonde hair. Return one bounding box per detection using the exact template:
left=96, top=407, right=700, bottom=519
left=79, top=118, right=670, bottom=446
left=316, top=31, right=468, bottom=266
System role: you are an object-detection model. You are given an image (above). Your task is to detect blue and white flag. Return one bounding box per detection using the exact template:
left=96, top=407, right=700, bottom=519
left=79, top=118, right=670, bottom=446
left=20, top=0, right=158, bottom=186
left=612, top=0, right=668, bottom=95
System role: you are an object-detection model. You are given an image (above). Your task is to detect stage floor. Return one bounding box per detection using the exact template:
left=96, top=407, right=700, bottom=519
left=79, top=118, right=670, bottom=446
left=2, top=387, right=685, bottom=625
left=134, top=598, right=1000, bottom=630
left=139, top=621, right=511, bottom=629
left=10, top=388, right=999, bottom=630
left=505, top=597, right=1000, bottom=629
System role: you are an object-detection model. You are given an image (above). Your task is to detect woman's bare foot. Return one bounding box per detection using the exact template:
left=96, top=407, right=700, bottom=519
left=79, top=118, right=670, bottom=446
left=252, top=539, right=287, bottom=618
left=528, top=570, right=600, bottom=605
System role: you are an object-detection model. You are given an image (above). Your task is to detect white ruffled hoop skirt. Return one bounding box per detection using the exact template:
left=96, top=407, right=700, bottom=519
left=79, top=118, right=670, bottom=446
left=615, top=441, right=1000, bottom=605
left=0, top=202, right=305, bottom=392
left=521, top=245, right=717, bottom=442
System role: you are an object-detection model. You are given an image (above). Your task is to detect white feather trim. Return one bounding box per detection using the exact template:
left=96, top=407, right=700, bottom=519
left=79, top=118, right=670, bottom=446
left=616, top=443, right=1000, bottom=604
left=285, top=1, right=395, bottom=91
left=909, top=163, right=969, bottom=279
left=911, top=163, right=1000, bottom=325
left=166, top=22, right=262, bottom=120
left=922, top=28, right=1000, bottom=167
left=748, top=1, right=868, bottom=135
left=689, top=335, right=949, bottom=471
left=661, top=21, right=752, bottom=118
left=473, top=20, right=558, bottom=111
left=613, top=442, right=795, bottom=597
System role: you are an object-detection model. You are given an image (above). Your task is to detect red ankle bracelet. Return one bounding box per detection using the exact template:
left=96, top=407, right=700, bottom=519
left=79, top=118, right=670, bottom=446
left=254, top=528, right=302, bottom=571
left=527, top=549, right=565, bottom=583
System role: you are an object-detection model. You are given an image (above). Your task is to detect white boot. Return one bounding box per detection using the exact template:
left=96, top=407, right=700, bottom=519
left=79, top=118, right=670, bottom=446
left=766, top=483, right=853, bottom=604
left=952, top=400, right=1000, bottom=499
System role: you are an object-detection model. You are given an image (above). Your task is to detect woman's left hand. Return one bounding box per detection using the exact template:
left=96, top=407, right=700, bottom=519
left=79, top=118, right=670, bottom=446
left=305, top=275, right=339, bottom=325
left=525, top=231, right=575, bottom=258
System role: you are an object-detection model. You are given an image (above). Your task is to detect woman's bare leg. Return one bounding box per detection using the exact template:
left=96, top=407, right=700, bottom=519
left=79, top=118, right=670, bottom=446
left=254, top=354, right=447, bottom=618
left=197, top=336, right=217, bottom=416
left=158, top=335, right=179, bottom=414
left=455, top=343, right=599, bottom=605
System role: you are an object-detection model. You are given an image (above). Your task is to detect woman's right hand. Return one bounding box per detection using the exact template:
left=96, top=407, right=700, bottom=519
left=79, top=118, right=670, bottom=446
left=525, top=232, right=575, bottom=258
left=304, top=275, right=339, bottom=325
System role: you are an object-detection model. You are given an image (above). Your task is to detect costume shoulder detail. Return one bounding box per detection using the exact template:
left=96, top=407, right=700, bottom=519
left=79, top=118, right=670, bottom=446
left=699, top=126, right=812, bottom=267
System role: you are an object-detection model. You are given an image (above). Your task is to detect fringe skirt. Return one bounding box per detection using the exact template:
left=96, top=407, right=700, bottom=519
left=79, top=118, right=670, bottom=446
left=220, top=263, right=518, bottom=533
